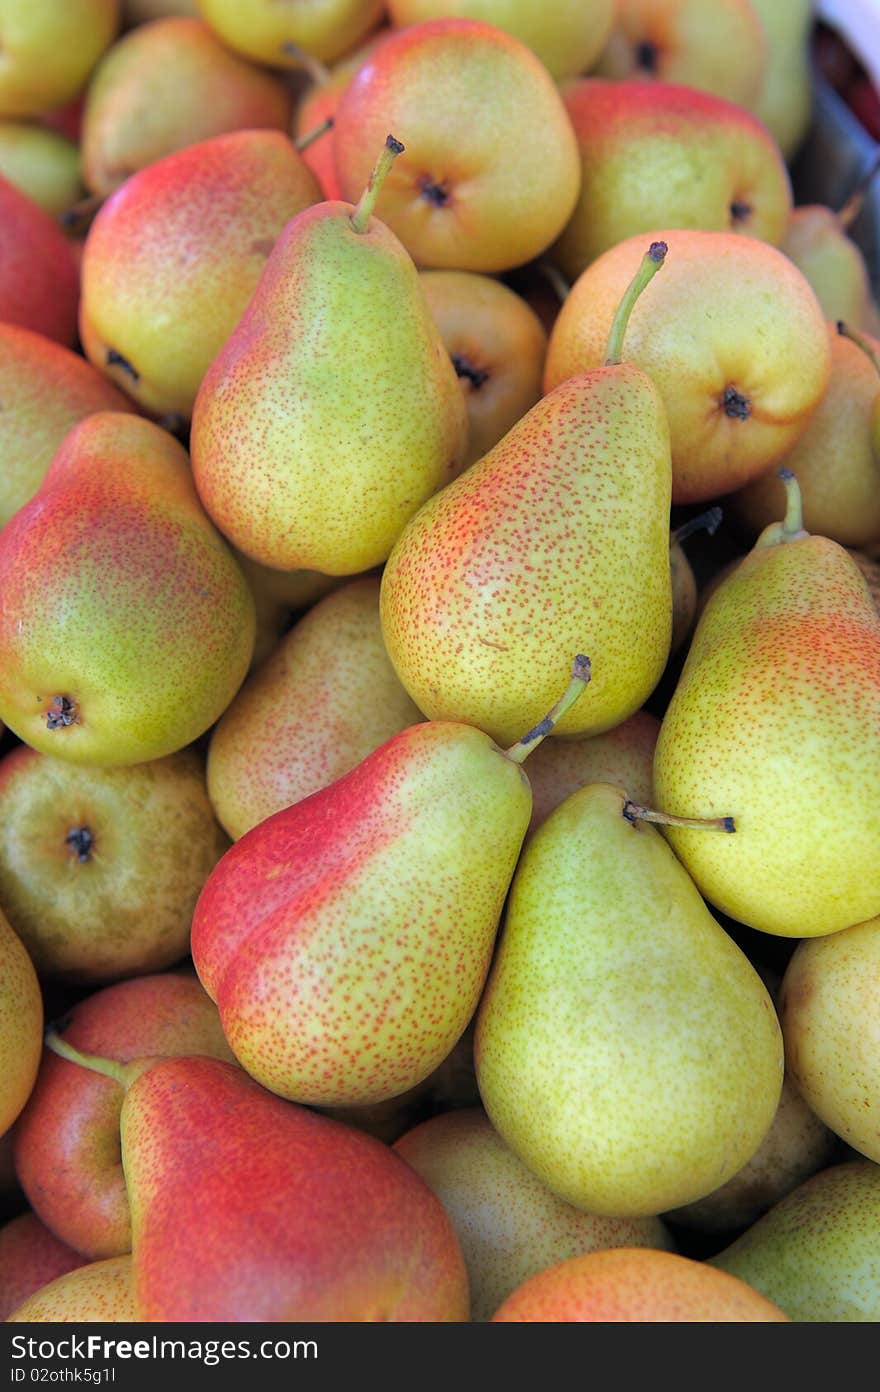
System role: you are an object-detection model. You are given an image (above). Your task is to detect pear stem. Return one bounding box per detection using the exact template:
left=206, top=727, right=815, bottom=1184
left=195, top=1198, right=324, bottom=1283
left=350, top=135, right=405, bottom=235
left=777, top=467, right=805, bottom=540
left=671, top=506, right=723, bottom=547
left=837, top=320, right=880, bottom=378
left=295, top=115, right=334, bottom=154
left=622, top=801, right=735, bottom=833
left=536, top=258, right=571, bottom=304
left=279, top=42, right=330, bottom=87
left=504, top=655, right=591, bottom=765
left=836, top=152, right=880, bottom=229
left=44, top=1027, right=129, bottom=1088
left=604, top=241, right=667, bottom=366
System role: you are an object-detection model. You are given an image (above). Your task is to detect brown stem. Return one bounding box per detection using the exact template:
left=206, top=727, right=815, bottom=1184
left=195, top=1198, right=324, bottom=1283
left=623, top=800, right=735, bottom=833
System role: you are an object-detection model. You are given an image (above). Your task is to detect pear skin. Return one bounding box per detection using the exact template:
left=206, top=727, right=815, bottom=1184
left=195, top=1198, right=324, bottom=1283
left=782, top=204, right=876, bottom=331
left=525, top=709, right=659, bottom=836
left=710, top=1160, right=880, bottom=1321
left=0, top=0, right=119, bottom=119
left=380, top=370, right=672, bottom=747
left=0, top=122, right=83, bottom=215
left=6, top=1256, right=136, bottom=1323
left=192, top=720, right=531, bottom=1106
left=197, top=0, right=386, bottom=67
left=190, top=184, right=468, bottom=576
left=0, top=411, right=256, bottom=768
left=0, top=176, right=80, bottom=347
left=474, top=782, right=783, bottom=1217
left=492, top=1247, right=789, bottom=1321
left=652, top=504, right=880, bottom=937
left=394, top=1107, right=673, bottom=1321
left=207, top=577, right=423, bottom=840
left=123, top=1056, right=469, bottom=1321
left=0, top=1214, right=86, bottom=1322
left=0, top=908, right=42, bottom=1140
left=749, top=0, right=813, bottom=161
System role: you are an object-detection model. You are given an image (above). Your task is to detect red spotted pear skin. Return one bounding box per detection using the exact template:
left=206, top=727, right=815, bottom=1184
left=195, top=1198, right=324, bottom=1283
left=0, top=411, right=255, bottom=768
left=191, top=721, right=531, bottom=1107
left=380, top=369, right=673, bottom=747
left=79, top=129, right=321, bottom=418
left=126, top=1056, right=470, bottom=1322
left=0, top=176, right=79, bottom=346
left=0, top=1214, right=87, bottom=1322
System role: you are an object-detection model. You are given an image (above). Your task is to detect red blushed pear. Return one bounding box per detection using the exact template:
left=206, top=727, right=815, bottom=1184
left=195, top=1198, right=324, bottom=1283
left=333, top=18, right=581, bottom=273
left=0, top=176, right=80, bottom=346
left=0, top=1214, right=86, bottom=1321
left=79, top=129, right=322, bottom=421
left=14, top=971, right=235, bottom=1260
left=294, top=32, right=389, bottom=201
left=42, top=1041, right=470, bottom=1322
left=0, top=411, right=255, bottom=768
left=6, top=1256, right=136, bottom=1323
left=0, top=324, right=131, bottom=531
left=191, top=657, right=591, bottom=1108
left=190, top=136, right=468, bottom=576
left=380, top=245, right=672, bottom=748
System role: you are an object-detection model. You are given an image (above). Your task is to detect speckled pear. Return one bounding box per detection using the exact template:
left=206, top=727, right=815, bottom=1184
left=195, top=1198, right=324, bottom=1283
left=380, top=244, right=672, bottom=747
left=474, top=781, right=784, bottom=1218
left=653, top=471, right=880, bottom=937
left=190, top=136, right=468, bottom=576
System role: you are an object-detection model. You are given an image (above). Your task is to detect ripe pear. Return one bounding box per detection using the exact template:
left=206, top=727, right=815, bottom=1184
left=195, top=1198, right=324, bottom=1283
left=293, top=34, right=386, bottom=200
left=0, top=1214, right=86, bottom=1322
left=0, top=744, right=229, bottom=981
left=0, top=908, right=42, bottom=1139
left=492, top=1248, right=789, bottom=1321
left=0, top=324, right=130, bottom=530
left=192, top=659, right=590, bottom=1107
left=385, top=0, right=615, bottom=81
left=333, top=18, right=581, bottom=273
left=782, top=197, right=878, bottom=332
left=474, top=781, right=783, bottom=1217
left=552, top=78, right=792, bottom=282
left=80, top=17, right=294, bottom=197
left=419, top=269, right=548, bottom=470
left=779, top=915, right=880, bottom=1164
left=14, top=972, right=234, bottom=1260
left=594, top=0, right=768, bottom=109
left=545, top=227, right=831, bottom=505
left=731, top=323, right=880, bottom=549
left=0, top=411, right=256, bottom=768
left=198, top=0, right=385, bottom=67
left=6, top=1256, right=136, bottom=1323
left=190, top=138, right=468, bottom=576
left=0, top=122, right=83, bottom=215
left=394, top=1107, right=673, bottom=1321
left=653, top=473, right=880, bottom=938
left=207, top=577, right=423, bottom=841
left=0, top=175, right=80, bottom=346
left=0, top=0, right=119, bottom=119
left=710, top=1160, right=880, bottom=1321
left=79, top=129, right=321, bottom=419
left=749, top=0, right=813, bottom=161
left=381, top=245, right=672, bottom=747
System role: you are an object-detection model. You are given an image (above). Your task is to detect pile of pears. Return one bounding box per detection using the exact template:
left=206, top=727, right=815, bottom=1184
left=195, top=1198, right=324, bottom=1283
left=2, top=0, right=880, bottom=1326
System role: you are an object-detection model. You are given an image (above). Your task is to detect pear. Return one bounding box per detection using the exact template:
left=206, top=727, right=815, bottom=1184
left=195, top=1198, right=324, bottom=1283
left=0, top=907, right=42, bottom=1139
left=0, top=411, right=256, bottom=768
left=782, top=176, right=879, bottom=333
left=0, top=175, right=80, bottom=347
left=79, top=129, right=321, bottom=420
left=0, top=1214, right=86, bottom=1322
left=394, top=1107, right=673, bottom=1321
left=524, top=709, right=659, bottom=838
left=0, top=324, right=131, bottom=530
left=779, top=914, right=880, bottom=1164
left=710, top=1160, right=880, bottom=1321
left=190, top=136, right=468, bottom=576
left=474, top=781, right=783, bottom=1218
left=14, top=972, right=234, bottom=1260
left=0, top=0, right=119, bottom=119
left=293, top=34, right=385, bottom=201
left=381, top=243, right=672, bottom=748
left=748, top=0, right=813, bottom=161
left=0, top=122, right=83, bottom=215
left=232, top=551, right=340, bottom=670
left=653, top=471, right=880, bottom=938
left=492, top=1248, right=789, bottom=1321
left=80, top=17, right=294, bottom=198
left=6, top=1256, right=136, bottom=1323
left=207, top=577, right=424, bottom=841
left=192, top=658, right=591, bottom=1107
left=197, top=0, right=386, bottom=67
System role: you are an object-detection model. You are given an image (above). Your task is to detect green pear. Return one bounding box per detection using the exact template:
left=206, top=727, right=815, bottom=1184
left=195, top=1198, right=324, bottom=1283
left=710, top=1160, right=880, bottom=1321
left=190, top=137, right=468, bottom=576
left=653, top=471, right=880, bottom=938
left=779, top=914, right=880, bottom=1164
left=782, top=192, right=878, bottom=332
left=0, top=122, right=83, bottom=215
left=0, top=411, right=256, bottom=768
left=394, top=1107, right=673, bottom=1321
left=380, top=243, right=672, bottom=747
left=749, top=0, right=813, bottom=161
left=474, top=781, right=783, bottom=1218
left=0, top=0, right=119, bottom=119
